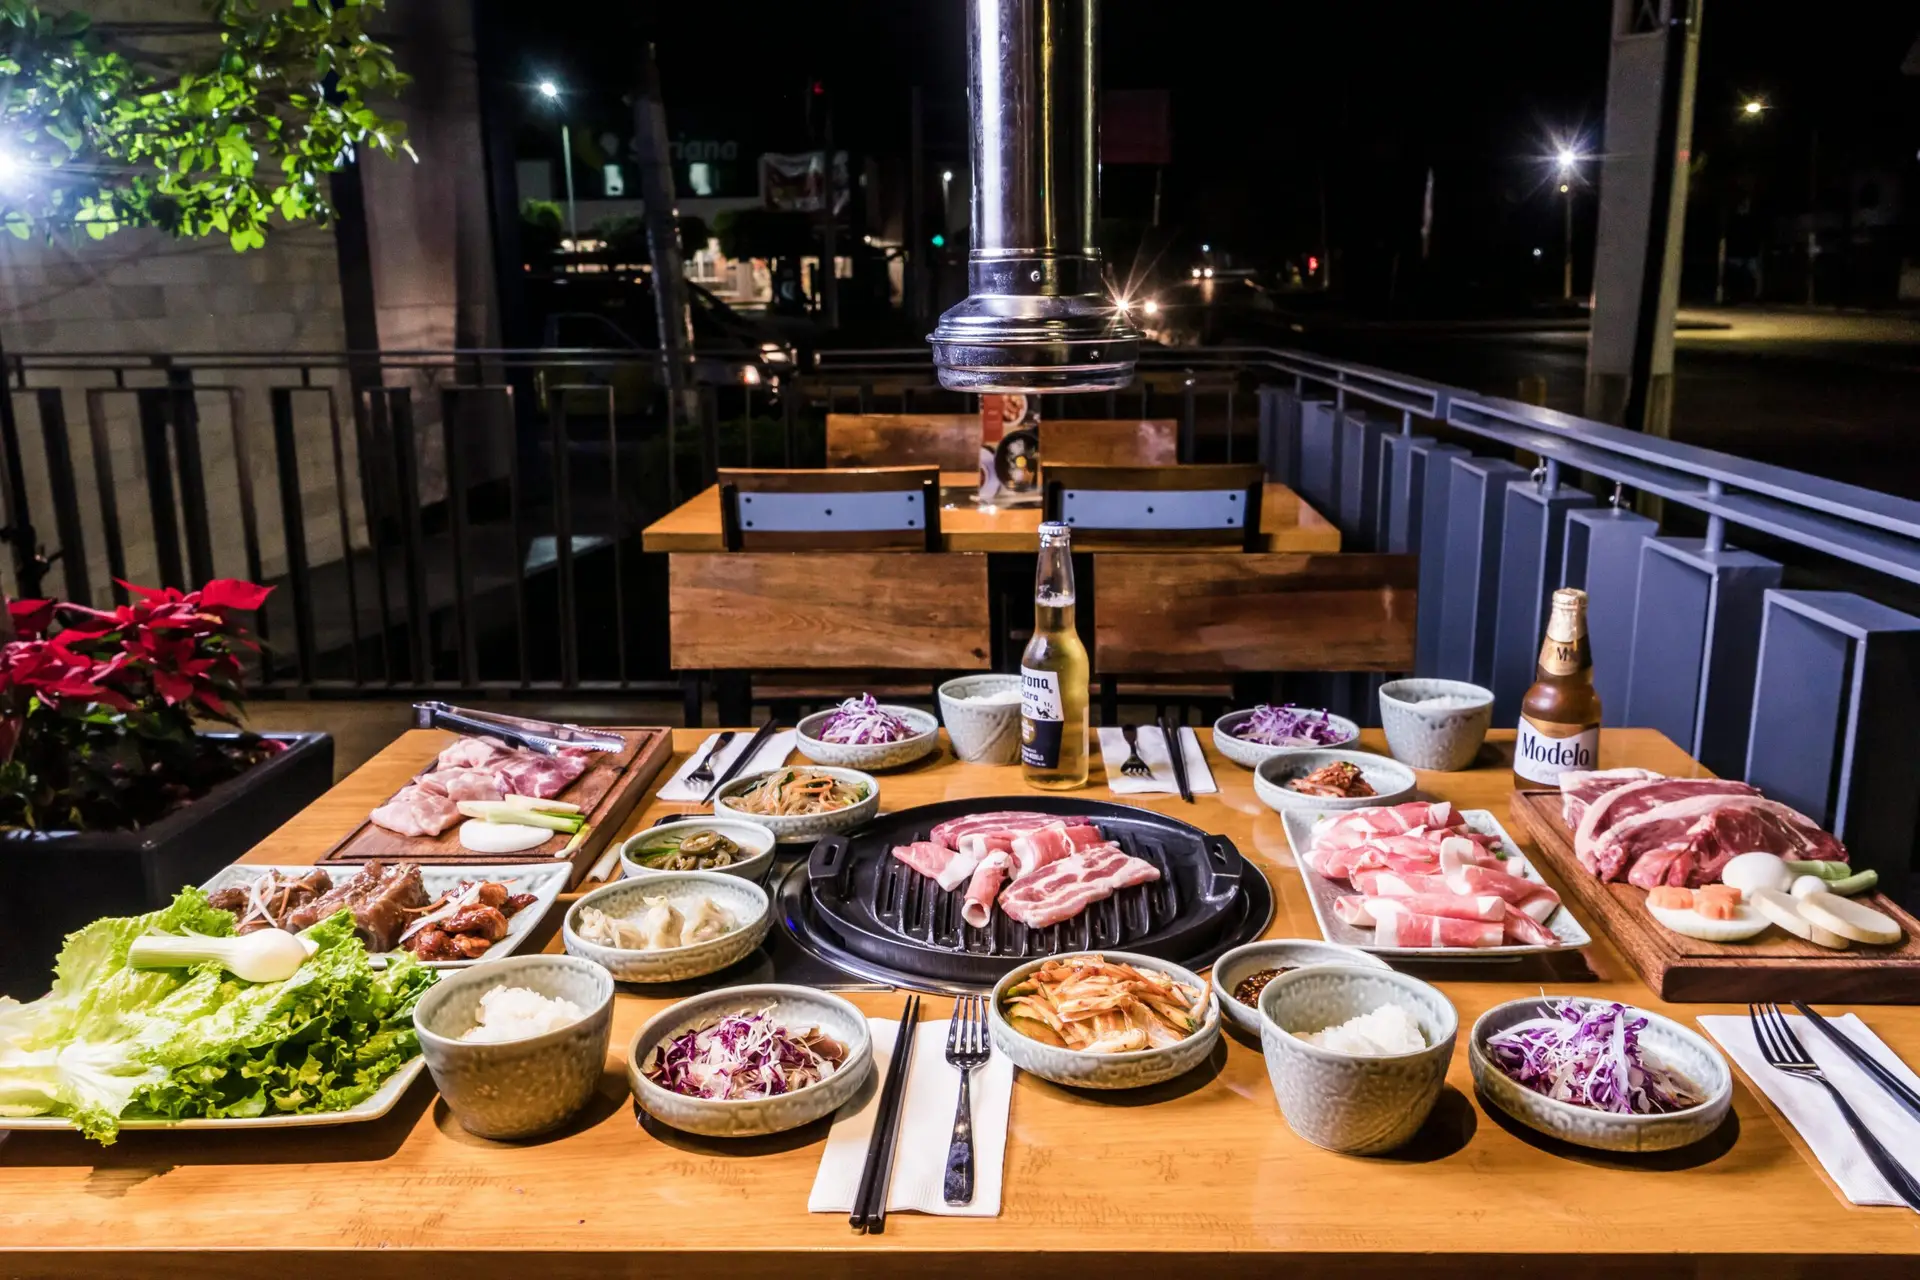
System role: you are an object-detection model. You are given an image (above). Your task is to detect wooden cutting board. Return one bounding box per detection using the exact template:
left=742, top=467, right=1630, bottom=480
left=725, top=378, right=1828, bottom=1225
left=1509, top=788, right=1920, bottom=1003
left=319, top=727, right=673, bottom=888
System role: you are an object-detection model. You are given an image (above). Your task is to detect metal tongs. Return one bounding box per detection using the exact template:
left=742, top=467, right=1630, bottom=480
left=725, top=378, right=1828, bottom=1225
left=412, top=701, right=625, bottom=758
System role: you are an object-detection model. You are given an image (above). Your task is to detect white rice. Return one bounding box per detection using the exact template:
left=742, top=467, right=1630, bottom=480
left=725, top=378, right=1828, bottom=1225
left=1296, top=1004, right=1426, bottom=1055
left=953, top=688, right=1021, bottom=705
left=461, top=985, right=587, bottom=1043
left=1410, top=695, right=1481, bottom=710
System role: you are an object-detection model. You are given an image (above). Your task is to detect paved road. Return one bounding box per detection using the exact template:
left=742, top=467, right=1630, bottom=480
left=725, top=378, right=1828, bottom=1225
left=1287, top=307, right=1920, bottom=500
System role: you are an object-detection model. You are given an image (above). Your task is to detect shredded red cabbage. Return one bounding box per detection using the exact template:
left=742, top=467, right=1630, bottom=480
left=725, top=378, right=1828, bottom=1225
left=1485, top=998, right=1702, bottom=1115
left=643, top=1008, right=848, bottom=1101
left=817, top=693, right=919, bottom=745
left=1236, top=703, right=1346, bottom=747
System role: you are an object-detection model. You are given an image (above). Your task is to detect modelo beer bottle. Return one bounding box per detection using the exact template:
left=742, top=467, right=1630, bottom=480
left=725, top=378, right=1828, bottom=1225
left=1020, top=521, right=1090, bottom=789
left=1513, top=587, right=1601, bottom=789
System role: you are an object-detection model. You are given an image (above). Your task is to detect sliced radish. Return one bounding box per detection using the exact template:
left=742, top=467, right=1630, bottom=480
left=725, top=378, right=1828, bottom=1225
left=458, top=819, right=551, bottom=854
left=1646, top=898, right=1771, bottom=943
left=1798, top=891, right=1903, bottom=947
left=1751, top=888, right=1849, bottom=949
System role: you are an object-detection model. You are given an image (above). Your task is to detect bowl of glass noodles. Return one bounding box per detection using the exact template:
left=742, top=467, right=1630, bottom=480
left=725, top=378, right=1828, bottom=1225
left=564, top=871, right=772, bottom=983
left=620, top=817, right=777, bottom=883
left=795, top=694, right=939, bottom=771
left=711, top=765, right=880, bottom=843
left=1213, top=703, right=1360, bottom=770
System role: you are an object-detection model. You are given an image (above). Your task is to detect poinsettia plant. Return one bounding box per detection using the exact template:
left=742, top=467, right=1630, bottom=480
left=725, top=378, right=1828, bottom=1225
left=0, top=578, right=280, bottom=831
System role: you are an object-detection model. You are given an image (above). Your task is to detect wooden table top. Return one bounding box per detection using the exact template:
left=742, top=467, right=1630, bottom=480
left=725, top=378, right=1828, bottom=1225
left=642, top=478, right=1344, bottom=553
left=5, top=727, right=1918, bottom=1276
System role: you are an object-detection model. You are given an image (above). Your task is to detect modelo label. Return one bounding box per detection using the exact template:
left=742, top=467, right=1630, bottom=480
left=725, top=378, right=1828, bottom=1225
left=1515, top=716, right=1599, bottom=784
left=1020, top=666, right=1064, bottom=768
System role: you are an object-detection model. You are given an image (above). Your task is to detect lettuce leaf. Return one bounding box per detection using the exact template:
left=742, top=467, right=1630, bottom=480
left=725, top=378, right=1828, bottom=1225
left=0, top=890, right=433, bottom=1143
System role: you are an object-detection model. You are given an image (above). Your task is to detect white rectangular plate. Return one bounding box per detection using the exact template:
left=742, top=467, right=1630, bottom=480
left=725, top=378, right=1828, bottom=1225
left=1281, top=807, right=1592, bottom=958
left=0, top=1056, right=426, bottom=1133
left=199, top=861, right=570, bottom=969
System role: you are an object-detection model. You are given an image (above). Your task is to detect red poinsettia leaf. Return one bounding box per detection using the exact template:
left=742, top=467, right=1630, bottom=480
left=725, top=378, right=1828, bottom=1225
left=115, top=579, right=182, bottom=603
left=8, top=599, right=56, bottom=638
left=151, top=670, right=195, bottom=706
left=195, top=688, right=231, bottom=719
left=197, top=579, right=273, bottom=612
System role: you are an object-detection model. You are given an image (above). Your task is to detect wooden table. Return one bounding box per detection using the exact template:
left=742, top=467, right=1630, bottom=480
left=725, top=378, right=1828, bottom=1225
left=6, top=729, right=1918, bottom=1277
left=643, top=478, right=1343, bottom=553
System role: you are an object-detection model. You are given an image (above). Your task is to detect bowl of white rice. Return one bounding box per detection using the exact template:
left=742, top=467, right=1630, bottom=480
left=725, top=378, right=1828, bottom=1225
left=1378, top=678, right=1495, bottom=772
left=938, top=674, right=1024, bottom=765
left=1257, top=964, right=1457, bottom=1155
left=413, top=954, right=615, bottom=1140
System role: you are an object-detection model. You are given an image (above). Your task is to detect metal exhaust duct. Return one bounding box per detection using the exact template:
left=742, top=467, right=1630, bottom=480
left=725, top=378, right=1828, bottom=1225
left=930, top=0, right=1140, bottom=392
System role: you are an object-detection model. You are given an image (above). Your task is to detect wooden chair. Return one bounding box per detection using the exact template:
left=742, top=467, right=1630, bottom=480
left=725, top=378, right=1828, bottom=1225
left=718, top=466, right=940, bottom=552
left=1089, top=551, right=1418, bottom=722
left=678, top=467, right=987, bottom=723
left=826, top=413, right=981, bottom=473
left=1038, top=419, right=1178, bottom=467
left=1042, top=463, right=1266, bottom=549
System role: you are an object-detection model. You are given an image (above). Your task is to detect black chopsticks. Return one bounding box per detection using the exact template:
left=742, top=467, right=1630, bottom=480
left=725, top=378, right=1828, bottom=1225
left=702, top=718, right=779, bottom=803
left=851, top=994, right=920, bottom=1233
left=1792, top=1000, right=1920, bottom=1124
left=1159, top=713, right=1194, bottom=804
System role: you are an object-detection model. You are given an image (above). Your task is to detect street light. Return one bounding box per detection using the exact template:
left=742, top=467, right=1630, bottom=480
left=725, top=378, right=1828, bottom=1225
left=1742, top=99, right=1765, bottom=117
left=1554, top=148, right=1584, bottom=301
left=535, top=78, right=576, bottom=247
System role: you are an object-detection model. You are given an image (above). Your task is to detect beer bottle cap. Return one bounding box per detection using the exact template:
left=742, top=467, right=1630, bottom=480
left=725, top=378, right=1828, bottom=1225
left=1038, top=521, right=1072, bottom=546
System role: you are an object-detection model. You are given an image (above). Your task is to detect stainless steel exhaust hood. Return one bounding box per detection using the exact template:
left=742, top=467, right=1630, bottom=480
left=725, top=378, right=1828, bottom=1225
left=929, top=0, right=1140, bottom=393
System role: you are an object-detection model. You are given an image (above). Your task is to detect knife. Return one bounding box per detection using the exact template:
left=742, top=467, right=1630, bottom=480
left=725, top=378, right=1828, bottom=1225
left=1159, top=714, right=1194, bottom=803
left=413, top=702, right=625, bottom=758
left=1791, top=1000, right=1920, bottom=1125
left=703, top=719, right=781, bottom=803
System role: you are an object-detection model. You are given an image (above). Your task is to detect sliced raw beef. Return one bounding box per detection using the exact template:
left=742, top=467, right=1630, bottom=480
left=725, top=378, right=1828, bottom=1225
left=1335, top=894, right=1506, bottom=927
left=1351, top=868, right=1454, bottom=898
left=496, top=747, right=593, bottom=800
left=1556, top=767, right=1661, bottom=828
left=370, top=783, right=461, bottom=837
left=1574, top=777, right=1760, bottom=877
left=1439, top=850, right=1562, bottom=923
left=997, top=845, right=1161, bottom=929
left=1010, top=822, right=1105, bottom=876
left=960, top=853, right=1013, bottom=929
left=1370, top=902, right=1505, bottom=949
left=437, top=737, right=515, bottom=771
left=1502, top=911, right=1560, bottom=946
left=929, top=811, right=1056, bottom=850
left=1316, top=802, right=1457, bottom=850
left=1601, top=794, right=1847, bottom=889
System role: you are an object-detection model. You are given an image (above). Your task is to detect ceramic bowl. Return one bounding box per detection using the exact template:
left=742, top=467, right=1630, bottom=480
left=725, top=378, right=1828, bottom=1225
left=619, top=817, right=777, bottom=883
left=1378, top=679, right=1496, bottom=772
left=795, top=705, right=940, bottom=771
left=1210, top=939, right=1390, bottom=1036
left=989, top=951, right=1221, bottom=1090
left=1259, top=964, right=1458, bottom=1155
left=939, top=674, right=1025, bottom=765
left=711, top=765, right=880, bottom=843
left=1469, top=997, right=1733, bottom=1152
left=1252, top=749, right=1417, bottom=815
left=627, top=984, right=873, bottom=1137
left=412, top=954, right=615, bottom=1141
left=563, top=871, right=771, bottom=983
left=1212, top=708, right=1360, bottom=769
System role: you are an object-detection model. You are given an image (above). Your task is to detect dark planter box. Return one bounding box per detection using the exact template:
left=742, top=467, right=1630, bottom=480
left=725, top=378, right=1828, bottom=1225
left=0, top=732, right=334, bottom=1000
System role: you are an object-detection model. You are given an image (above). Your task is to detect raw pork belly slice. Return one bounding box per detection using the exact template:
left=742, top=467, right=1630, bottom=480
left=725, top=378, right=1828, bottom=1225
left=1370, top=901, right=1504, bottom=949
left=1607, top=795, right=1846, bottom=889
left=997, top=845, right=1161, bottom=929
left=1556, top=767, right=1661, bottom=828
left=1573, top=776, right=1760, bottom=878
left=370, top=783, right=461, bottom=837
left=892, top=841, right=964, bottom=882
left=1010, top=823, right=1105, bottom=877
left=960, top=853, right=1013, bottom=929
left=928, top=811, right=1056, bottom=850
left=496, top=748, right=593, bottom=800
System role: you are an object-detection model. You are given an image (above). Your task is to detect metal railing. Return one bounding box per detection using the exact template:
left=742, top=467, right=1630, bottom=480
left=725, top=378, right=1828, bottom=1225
left=5, top=342, right=1917, bottom=896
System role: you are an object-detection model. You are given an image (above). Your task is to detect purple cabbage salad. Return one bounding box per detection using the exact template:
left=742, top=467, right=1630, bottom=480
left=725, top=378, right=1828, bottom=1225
left=1485, top=998, right=1703, bottom=1115
left=1235, top=703, right=1346, bottom=747
left=817, top=693, right=920, bottom=745
left=644, top=1008, right=848, bottom=1101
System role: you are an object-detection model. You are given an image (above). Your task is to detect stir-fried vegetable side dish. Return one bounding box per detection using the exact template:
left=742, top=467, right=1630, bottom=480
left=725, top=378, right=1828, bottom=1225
left=634, top=829, right=744, bottom=871
left=644, top=1008, right=847, bottom=1100
left=1002, top=955, right=1207, bottom=1054
left=728, top=769, right=867, bottom=817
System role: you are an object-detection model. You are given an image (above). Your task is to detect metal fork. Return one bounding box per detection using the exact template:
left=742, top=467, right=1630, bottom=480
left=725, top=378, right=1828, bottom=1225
left=682, top=730, right=733, bottom=790
left=1117, top=724, right=1152, bottom=778
left=943, top=993, right=993, bottom=1205
left=1750, top=1002, right=1920, bottom=1212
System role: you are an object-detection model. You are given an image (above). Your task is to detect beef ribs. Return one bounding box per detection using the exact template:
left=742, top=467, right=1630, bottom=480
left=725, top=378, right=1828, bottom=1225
left=1556, top=768, right=1661, bottom=828
left=1573, top=777, right=1760, bottom=878
left=1588, top=794, right=1848, bottom=889
left=283, top=860, right=430, bottom=952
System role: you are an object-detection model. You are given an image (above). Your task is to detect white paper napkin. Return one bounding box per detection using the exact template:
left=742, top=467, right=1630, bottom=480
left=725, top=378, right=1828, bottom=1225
left=808, top=1016, right=1015, bottom=1218
left=655, top=729, right=798, bottom=802
left=1699, top=1012, right=1920, bottom=1206
left=1097, top=725, right=1218, bottom=795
